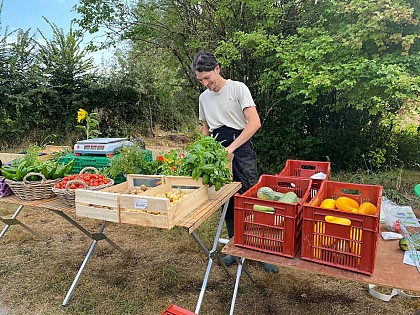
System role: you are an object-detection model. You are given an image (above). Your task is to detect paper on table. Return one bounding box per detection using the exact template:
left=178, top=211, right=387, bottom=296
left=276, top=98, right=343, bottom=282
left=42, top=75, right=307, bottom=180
left=403, top=250, right=420, bottom=268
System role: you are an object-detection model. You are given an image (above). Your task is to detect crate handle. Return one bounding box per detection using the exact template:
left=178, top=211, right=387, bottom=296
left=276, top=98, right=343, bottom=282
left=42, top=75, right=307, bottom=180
left=277, top=181, right=296, bottom=188
left=300, top=164, right=316, bottom=170
left=340, top=188, right=361, bottom=196
left=325, top=215, right=351, bottom=226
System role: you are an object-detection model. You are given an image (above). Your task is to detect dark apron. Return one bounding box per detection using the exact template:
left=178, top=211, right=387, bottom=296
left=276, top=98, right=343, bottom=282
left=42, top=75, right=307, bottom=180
left=212, top=126, right=259, bottom=224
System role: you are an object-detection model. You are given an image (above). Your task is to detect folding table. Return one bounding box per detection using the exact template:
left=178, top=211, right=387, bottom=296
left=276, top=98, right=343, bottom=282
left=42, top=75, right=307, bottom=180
left=0, top=182, right=249, bottom=313
left=222, top=226, right=420, bottom=315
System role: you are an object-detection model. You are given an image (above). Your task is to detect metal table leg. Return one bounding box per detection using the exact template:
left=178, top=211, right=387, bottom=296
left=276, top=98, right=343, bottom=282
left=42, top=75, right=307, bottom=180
left=0, top=205, right=45, bottom=240
left=50, top=210, right=127, bottom=256
left=191, top=231, right=232, bottom=278
left=62, top=221, right=105, bottom=306
left=48, top=211, right=128, bottom=306
left=229, top=257, right=246, bottom=315
left=193, top=200, right=255, bottom=314
left=194, top=201, right=231, bottom=314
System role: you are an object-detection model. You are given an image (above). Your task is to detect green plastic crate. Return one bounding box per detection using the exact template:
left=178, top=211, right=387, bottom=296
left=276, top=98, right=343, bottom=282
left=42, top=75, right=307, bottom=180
left=59, top=149, right=153, bottom=175
left=59, top=154, right=112, bottom=174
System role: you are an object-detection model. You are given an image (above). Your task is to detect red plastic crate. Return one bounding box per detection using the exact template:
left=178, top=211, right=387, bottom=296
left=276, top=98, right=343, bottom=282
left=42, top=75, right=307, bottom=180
left=278, top=159, right=331, bottom=197
left=234, top=175, right=312, bottom=258
left=160, top=304, right=196, bottom=315
left=301, top=180, right=383, bottom=275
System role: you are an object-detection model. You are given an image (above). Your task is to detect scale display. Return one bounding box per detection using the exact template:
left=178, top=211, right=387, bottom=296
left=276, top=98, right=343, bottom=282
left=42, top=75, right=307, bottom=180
left=74, top=138, right=130, bottom=155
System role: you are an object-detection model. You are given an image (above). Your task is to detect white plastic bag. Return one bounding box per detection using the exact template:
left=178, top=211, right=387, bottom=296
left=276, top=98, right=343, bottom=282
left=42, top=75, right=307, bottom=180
left=381, top=196, right=400, bottom=231
left=380, top=196, right=420, bottom=232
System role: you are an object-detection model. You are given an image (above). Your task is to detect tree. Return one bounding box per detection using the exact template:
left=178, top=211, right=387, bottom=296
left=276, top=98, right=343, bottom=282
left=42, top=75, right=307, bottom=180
left=36, top=19, right=96, bottom=131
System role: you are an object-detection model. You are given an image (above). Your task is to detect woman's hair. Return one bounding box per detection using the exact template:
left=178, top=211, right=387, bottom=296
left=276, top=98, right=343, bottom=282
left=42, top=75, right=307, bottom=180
left=191, top=51, right=219, bottom=72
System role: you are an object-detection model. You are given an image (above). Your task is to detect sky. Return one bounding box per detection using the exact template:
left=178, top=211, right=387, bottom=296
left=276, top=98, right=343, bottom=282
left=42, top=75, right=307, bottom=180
left=1, top=0, right=113, bottom=65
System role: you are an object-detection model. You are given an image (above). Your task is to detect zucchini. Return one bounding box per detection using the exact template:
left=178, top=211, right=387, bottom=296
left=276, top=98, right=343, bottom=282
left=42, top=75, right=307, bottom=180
left=253, top=204, right=275, bottom=213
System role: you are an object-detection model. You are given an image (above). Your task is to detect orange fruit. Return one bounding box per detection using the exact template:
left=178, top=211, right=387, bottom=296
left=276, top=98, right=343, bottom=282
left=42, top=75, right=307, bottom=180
left=358, top=202, right=377, bottom=215
left=336, top=196, right=359, bottom=212
left=320, top=198, right=336, bottom=209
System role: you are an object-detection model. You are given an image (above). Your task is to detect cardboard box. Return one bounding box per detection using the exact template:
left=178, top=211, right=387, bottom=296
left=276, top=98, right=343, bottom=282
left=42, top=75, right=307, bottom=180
left=43, top=145, right=71, bottom=154
left=0, top=153, right=25, bottom=164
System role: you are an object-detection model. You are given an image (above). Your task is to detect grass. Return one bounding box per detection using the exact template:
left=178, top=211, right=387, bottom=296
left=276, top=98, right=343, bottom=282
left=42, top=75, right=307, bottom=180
left=1, top=136, right=420, bottom=315
left=1, top=206, right=419, bottom=315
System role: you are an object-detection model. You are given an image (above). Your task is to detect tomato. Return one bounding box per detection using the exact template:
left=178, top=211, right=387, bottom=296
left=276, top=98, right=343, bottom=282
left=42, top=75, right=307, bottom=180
left=69, top=183, right=77, bottom=189
left=55, top=183, right=61, bottom=189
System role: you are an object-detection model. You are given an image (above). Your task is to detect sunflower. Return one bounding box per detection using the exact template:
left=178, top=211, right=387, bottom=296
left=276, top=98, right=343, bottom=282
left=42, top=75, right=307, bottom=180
left=77, top=108, right=88, bottom=123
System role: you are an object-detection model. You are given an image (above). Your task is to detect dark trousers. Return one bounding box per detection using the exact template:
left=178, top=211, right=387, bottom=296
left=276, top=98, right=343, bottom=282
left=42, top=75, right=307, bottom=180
left=213, top=126, right=259, bottom=238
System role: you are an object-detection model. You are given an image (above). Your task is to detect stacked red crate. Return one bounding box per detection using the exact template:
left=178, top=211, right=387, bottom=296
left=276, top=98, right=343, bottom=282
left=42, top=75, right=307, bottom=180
left=234, top=175, right=312, bottom=258
left=301, top=180, right=382, bottom=275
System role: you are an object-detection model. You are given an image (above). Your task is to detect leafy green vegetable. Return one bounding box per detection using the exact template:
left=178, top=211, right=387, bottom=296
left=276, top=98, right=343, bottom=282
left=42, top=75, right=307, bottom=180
left=104, top=144, right=149, bottom=178
left=178, top=135, right=232, bottom=191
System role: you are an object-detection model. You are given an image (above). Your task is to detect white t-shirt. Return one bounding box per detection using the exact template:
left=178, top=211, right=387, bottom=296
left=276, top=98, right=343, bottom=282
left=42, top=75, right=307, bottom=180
left=199, top=79, right=256, bottom=132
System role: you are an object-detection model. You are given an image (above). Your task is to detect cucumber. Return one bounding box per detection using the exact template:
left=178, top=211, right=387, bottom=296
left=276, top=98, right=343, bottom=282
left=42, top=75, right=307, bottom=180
left=253, top=204, right=275, bottom=213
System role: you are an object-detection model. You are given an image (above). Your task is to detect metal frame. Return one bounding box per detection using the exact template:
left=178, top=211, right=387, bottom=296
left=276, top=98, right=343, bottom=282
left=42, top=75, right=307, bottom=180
left=0, top=202, right=128, bottom=306
left=0, top=205, right=45, bottom=240
left=192, top=200, right=254, bottom=315
left=50, top=210, right=129, bottom=306
left=1, top=183, right=251, bottom=311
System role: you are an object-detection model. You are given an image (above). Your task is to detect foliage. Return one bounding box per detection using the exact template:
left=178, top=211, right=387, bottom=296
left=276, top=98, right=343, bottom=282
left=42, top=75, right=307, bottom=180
left=22, top=144, right=43, bottom=167
left=177, top=135, right=232, bottom=191
left=104, top=144, right=150, bottom=178
left=75, top=108, right=101, bottom=140
left=0, top=0, right=419, bottom=172
left=105, top=135, right=232, bottom=190
left=141, top=149, right=186, bottom=176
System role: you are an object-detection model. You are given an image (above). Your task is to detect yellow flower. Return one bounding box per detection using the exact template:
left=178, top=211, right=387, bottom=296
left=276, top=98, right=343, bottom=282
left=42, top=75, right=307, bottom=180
left=77, top=108, right=88, bottom=123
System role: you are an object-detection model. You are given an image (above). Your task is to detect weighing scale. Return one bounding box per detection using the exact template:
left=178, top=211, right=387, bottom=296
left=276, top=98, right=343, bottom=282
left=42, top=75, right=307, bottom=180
left=73, top=138, right=132, bottom=156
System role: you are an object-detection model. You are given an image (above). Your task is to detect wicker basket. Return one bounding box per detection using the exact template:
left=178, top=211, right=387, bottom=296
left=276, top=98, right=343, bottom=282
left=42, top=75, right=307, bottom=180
left=5, top=172, right=61, bottom=201
left=52, top=167, right=114, bottom=207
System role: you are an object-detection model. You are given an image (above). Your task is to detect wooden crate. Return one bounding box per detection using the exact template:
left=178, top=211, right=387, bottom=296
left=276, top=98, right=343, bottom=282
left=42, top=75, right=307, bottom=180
left=75, top=175, right=164, bottom=222
left=120, top=175, right=209, bottom=229
left=0, top=151, right=50, bottom=163
left=0, top=145, right=70, bottom=164
left=75, top=184, right=122, bottom=222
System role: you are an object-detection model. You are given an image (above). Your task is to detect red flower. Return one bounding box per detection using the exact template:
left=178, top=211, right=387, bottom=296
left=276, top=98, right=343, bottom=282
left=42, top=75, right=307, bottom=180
left=157, top=155, right=165, bottom=162
left=171, top=166, right=177, bottom=171
left=179, top=153, right=185, bottom=158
